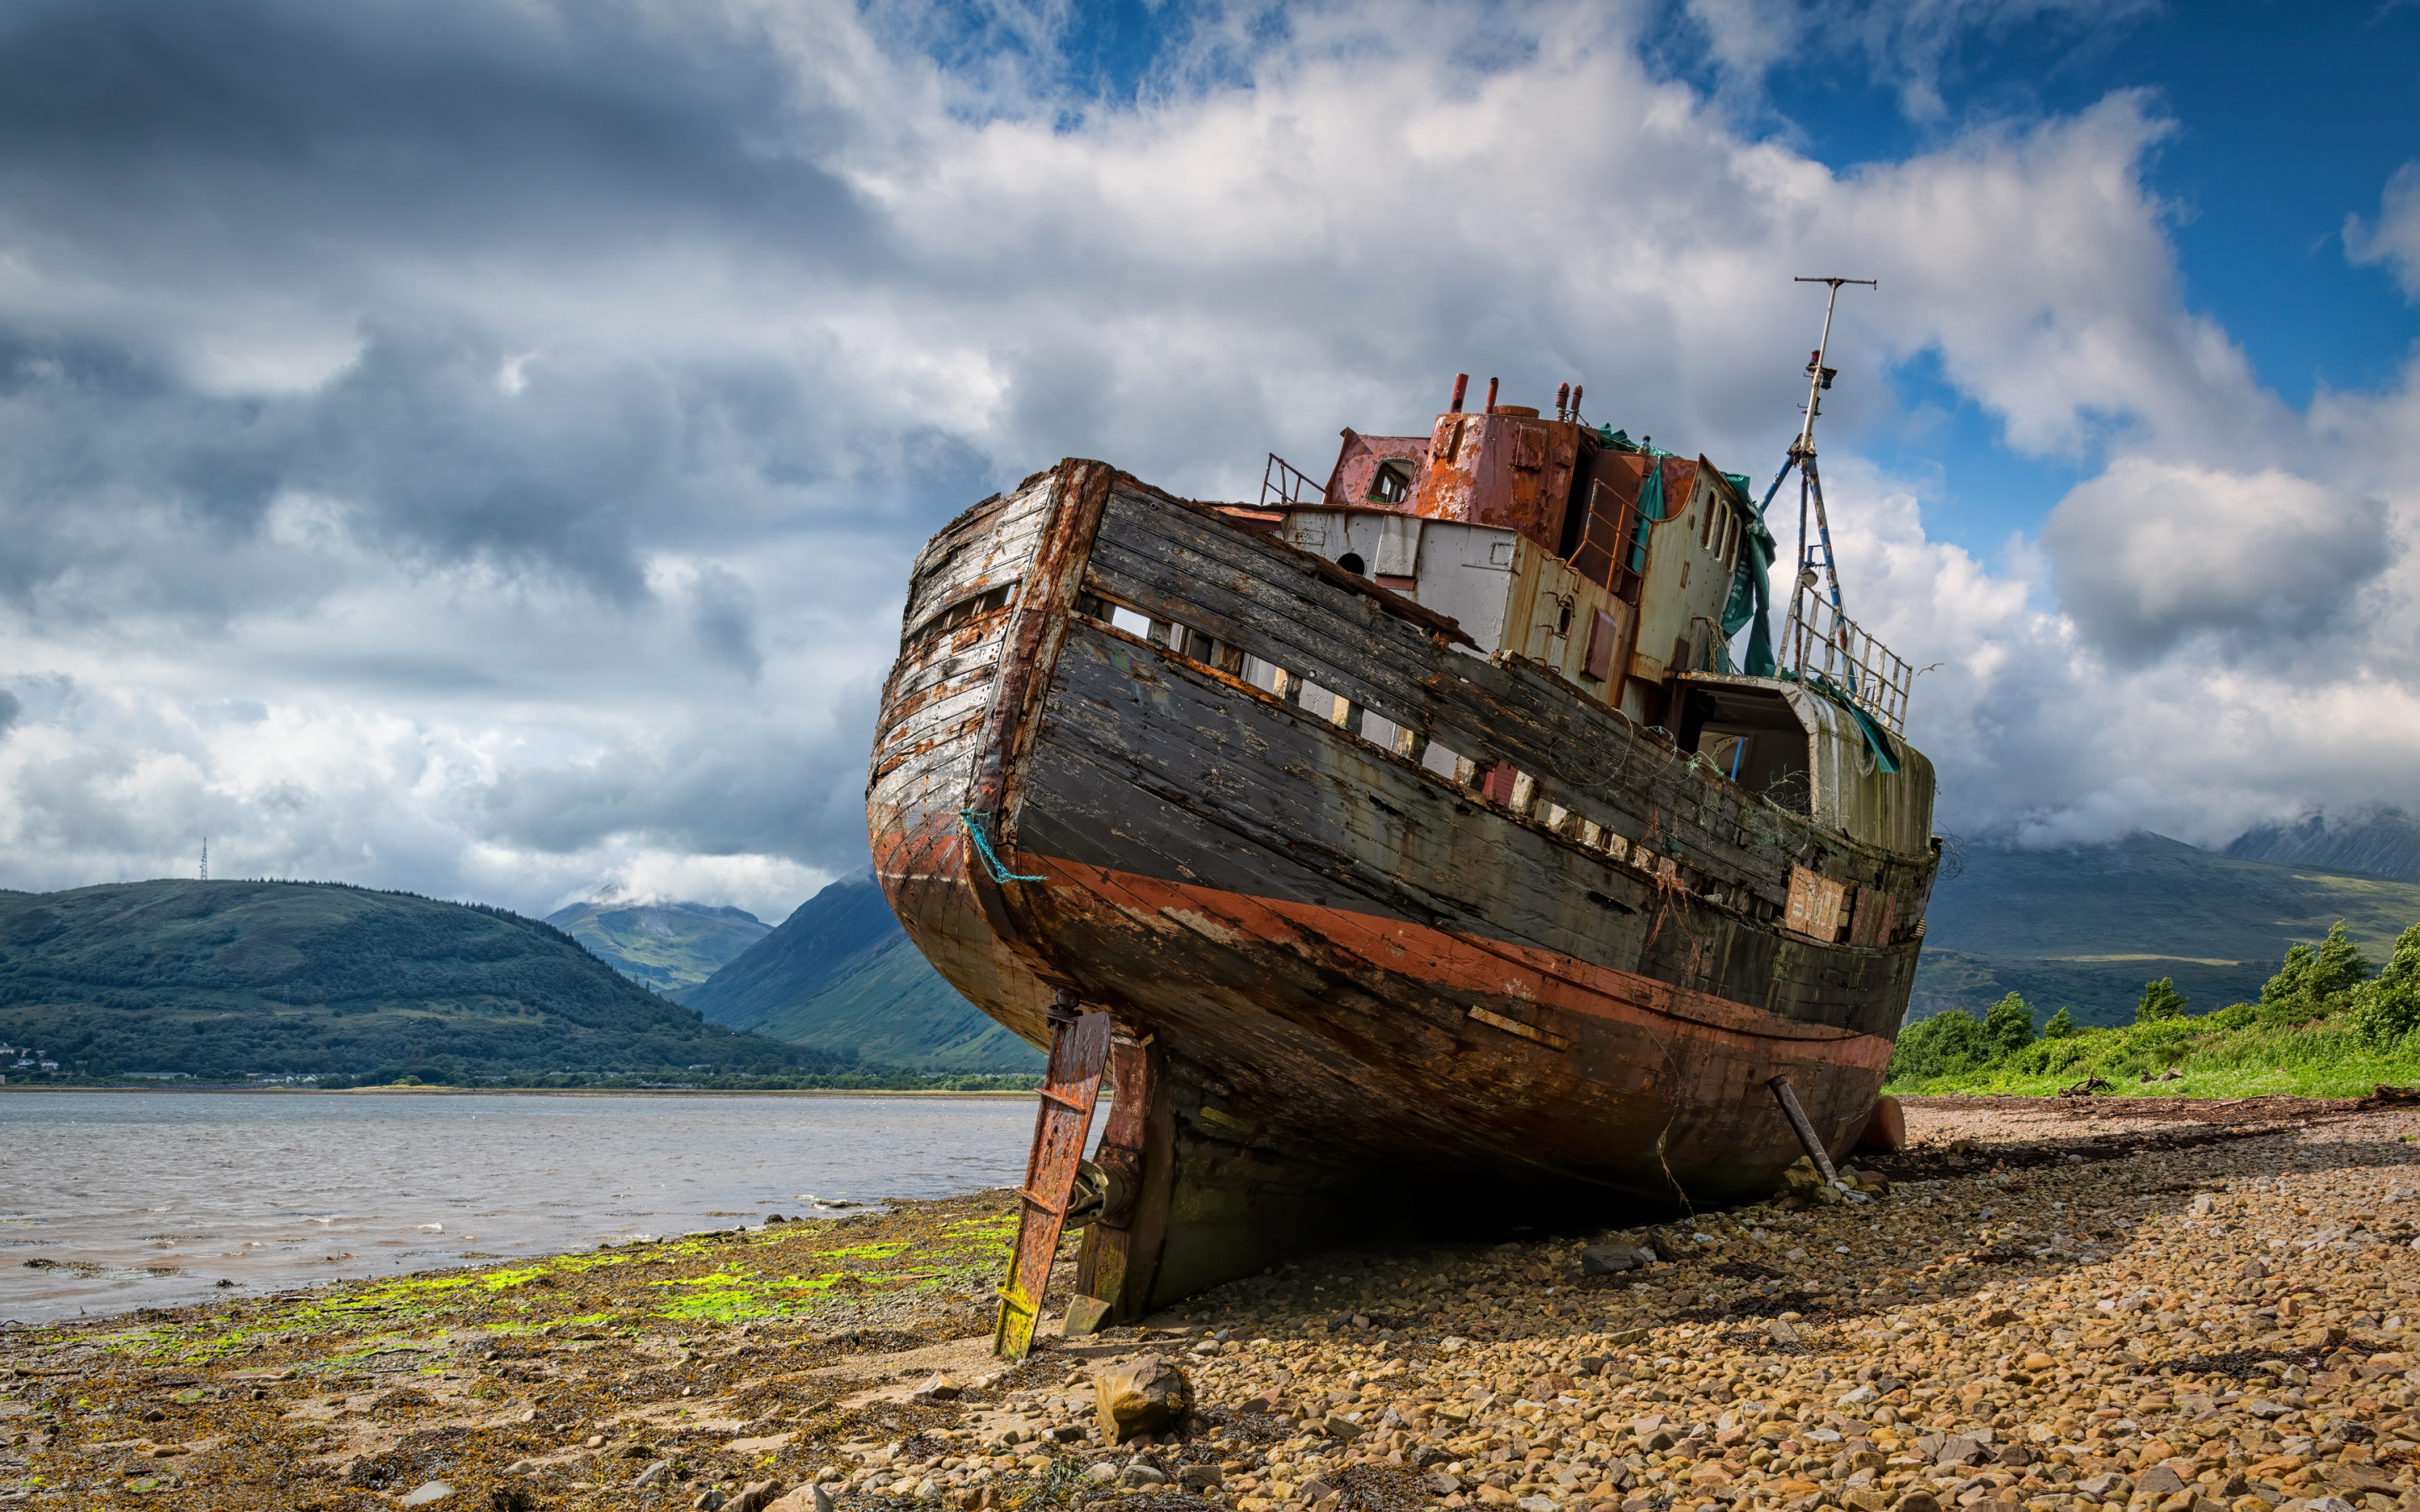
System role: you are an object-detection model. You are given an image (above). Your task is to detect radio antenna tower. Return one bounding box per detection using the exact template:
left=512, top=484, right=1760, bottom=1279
left=198, top=837, right=208, bottom=881
left=1752, top=276, right=1876, bottom=670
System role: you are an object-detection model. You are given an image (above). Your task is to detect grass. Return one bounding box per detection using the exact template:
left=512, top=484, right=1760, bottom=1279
left=1884, top=1010, right=2420, bottom=1099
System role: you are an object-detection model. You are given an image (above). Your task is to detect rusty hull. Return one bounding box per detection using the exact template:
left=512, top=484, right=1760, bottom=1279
left=867, top=459, right=1938, bottom=1319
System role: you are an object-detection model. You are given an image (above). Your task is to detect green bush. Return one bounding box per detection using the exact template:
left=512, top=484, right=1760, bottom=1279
left=1889, top=917, right=2420, bottom=1097
left=2260, top=921, right=2372, bottom=1021
left=1982, top=993, right=2035, bottom=1057
left=2136, top=978, right=2188, bottom=1023
left=2002, top=1032, right=2096, bottom=1078
left=2353, top=923, right=2420, bottom=1047
left=1889, top=1009, right=1991, bottom=1081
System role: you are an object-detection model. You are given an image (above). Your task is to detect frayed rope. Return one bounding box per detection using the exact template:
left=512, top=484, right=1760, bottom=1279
left=958, top=809, right=1044, bottom=884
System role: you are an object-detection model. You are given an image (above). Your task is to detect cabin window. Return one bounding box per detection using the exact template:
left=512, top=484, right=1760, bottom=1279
left=1367, top=460, right=1413, bottom=505
left=1337, top=552, right=1367, bottom=576
left=1706, top=505, right=1739, bottom=567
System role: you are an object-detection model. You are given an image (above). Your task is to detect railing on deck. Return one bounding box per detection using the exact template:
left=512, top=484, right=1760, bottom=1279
left=1260, top=453, right=1326, bottom=512
left=1782, top=586, right=1913, bottom=736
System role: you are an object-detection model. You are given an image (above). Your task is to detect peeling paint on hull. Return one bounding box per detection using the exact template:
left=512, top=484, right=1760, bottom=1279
left=867, top=459, right=1938, bottom=1317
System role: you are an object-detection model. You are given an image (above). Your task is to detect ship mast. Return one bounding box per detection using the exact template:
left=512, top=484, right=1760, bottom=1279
left=1756, top=276, right=1875, bottom=679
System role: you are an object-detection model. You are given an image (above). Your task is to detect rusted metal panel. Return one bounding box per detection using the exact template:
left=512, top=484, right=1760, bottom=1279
left=1321, top=431, right=1431, bottom=512
left=1411, top=410, right=1593, bottom=550
left=992, top=1007, right=1112, bottom=1359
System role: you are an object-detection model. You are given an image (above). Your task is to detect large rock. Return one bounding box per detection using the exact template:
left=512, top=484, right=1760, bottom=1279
left=2137, top=1467, right=2188, bottom=1499
left=1933, top=1436, right=1991, bottom=1468
left=1093, top=1355, right=1192, bottom=1443
left=1581, top=1243, right=1656, bottom=1275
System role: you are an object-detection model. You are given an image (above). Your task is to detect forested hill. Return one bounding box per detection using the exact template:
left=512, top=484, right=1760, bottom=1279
left=0, top=879, right=836, bottom=1078
left=687, top=870, right=1043, bottom=1072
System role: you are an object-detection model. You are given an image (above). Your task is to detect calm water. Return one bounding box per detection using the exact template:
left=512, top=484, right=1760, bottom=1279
left=0, top=1090, right=1062, bottom=1324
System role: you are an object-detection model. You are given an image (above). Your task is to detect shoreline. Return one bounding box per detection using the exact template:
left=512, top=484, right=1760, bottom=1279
left=0, top=1084, right=1047, bottom=1099
left=6, top=1095, right=2417, bottom=1512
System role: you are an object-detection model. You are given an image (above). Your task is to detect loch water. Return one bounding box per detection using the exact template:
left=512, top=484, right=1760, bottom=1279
left=0, top=1090, right=1053, bottom=1323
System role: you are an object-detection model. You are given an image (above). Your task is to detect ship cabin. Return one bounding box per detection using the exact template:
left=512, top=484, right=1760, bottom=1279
left=1227, top=381, right=1927, bottom=855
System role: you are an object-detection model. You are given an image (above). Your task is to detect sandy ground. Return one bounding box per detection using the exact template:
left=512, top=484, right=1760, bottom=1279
left=4, top=1095, right=2417, bottom=1512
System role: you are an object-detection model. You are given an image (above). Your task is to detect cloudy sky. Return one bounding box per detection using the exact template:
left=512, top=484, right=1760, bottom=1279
left=2, top=0, right=2417, bottom=924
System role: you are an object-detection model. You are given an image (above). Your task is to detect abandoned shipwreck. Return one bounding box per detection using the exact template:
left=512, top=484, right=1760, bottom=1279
left=867, top=318, right=1939, bottom=1347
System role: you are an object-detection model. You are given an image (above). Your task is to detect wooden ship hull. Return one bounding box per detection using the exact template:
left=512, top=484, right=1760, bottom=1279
left=867, top=392, right=1939, bottom=1329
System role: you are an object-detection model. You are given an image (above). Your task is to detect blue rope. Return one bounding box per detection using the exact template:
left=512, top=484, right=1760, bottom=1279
left=958, top=809, right=1044, bottom=883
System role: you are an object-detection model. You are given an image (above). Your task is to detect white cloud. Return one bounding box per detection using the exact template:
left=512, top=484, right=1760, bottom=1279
left=2042, top=459, right=2387, bottom=664
left=2347, top=160, right=2420, bottom=302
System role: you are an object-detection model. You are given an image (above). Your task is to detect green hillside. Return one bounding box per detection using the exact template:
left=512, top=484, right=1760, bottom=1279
left=686, top=871, right=1043, bottom=1073
left=0, top=879, right=836, bottom=1078
left=543, top=895, right=770, bottom=999
left=1912, top=832, right=2420, bottom=1026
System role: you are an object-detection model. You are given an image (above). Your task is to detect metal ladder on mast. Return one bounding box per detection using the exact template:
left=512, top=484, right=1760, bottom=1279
left=1763, top=276, right=1875, bottom=685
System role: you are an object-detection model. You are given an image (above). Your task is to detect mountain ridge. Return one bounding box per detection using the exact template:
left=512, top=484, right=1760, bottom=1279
left=543, top=895, right=771, bottom=1000
left=0, top=879, right=831, bottom=1076
left=685, top=871, right=1042, bottom=1073
left=1912, top=831, right=2420, bottom=1026
left=2223, top=808, right=2420, bottom=884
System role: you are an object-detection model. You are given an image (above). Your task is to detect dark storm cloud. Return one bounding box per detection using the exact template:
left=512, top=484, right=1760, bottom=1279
left=0, top=0, right=872, bottom=270
left=0, top=0, right=918, bottom=612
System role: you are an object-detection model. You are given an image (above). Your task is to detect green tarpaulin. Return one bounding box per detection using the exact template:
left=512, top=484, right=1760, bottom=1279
left=1718, top=475, right=1779, bottom=677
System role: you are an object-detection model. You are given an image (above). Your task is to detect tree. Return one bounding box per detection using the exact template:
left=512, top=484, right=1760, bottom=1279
left=2042, top=1006, right=2078, bottom=1039
left=1982, top=993, right=2036, bottom=1058
left=1889, top=1009, right=1991, bottom=1083
left=2137, top=978, right=2188, bottom=1024
left=2353, top=923, right=2420, bottom=1047
left=2261, top=921, right=2374, bottom=1016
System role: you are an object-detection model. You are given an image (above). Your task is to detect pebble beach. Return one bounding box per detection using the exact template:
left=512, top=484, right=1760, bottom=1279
left=5, top=1094, right=2417, bottom=1512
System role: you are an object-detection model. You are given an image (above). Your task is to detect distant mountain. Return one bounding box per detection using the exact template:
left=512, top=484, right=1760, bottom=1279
left=544, top=893, right=771, bottom=999
left=2224, top=808, right=2420, bottom=884
left=0, top=879, right=837, bottom=1077
left=1912, top=831, right=2420, bottom=1027
left=686, top=871, right=1043, bottom=1073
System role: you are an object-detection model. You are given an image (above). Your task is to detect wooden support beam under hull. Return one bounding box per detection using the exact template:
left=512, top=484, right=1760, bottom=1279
left=992, top=1003, right=1111, bottom=1359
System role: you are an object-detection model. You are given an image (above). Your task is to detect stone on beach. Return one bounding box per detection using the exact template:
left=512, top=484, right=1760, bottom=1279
left=1581, top=1242, right=1658, bottom=1274
left=1092, top=1352, right=1193, bottom=1441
